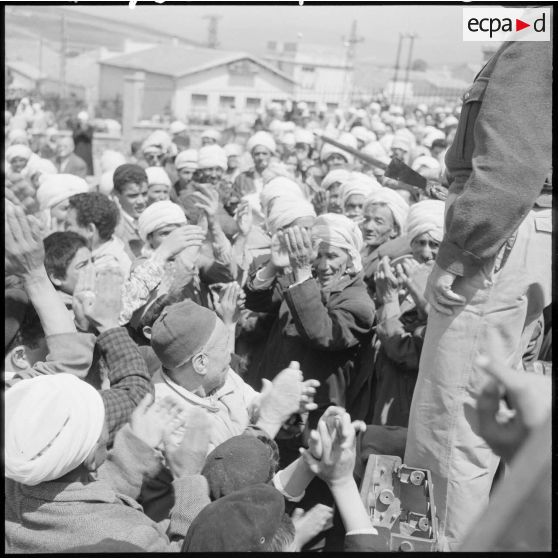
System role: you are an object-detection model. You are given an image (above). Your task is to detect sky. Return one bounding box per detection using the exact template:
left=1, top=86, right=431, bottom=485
left=62, top=2, right=489, bottom=67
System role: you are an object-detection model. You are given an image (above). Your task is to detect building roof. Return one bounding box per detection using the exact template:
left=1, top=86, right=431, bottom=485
left=100, top=44, right=297, bottom=84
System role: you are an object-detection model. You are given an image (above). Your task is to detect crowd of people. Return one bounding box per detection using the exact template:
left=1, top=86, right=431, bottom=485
left=4, top=38, right=552, bottom=553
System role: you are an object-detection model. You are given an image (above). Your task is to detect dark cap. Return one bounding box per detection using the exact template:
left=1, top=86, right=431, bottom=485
left=150, top=300, right=217, bottom=369
left=182, top=484, right=286, bottom=552
left=202, top=435, right=275, bottom=500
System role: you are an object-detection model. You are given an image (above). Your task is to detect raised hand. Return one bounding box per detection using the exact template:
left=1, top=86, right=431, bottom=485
left=284, top=225, right=314, bottom=272
left=211, top=282, right=244, bottom=325
left=84, top=266, right=124, bottom=332
left=312, top=190, right=328, bottom=216
left=192, top=184, right=219, bottom=222
left=72, top=263, right=97, bottom=331
left=163, top=406, right=212, bottom=478
left=235, top=199, right=253, bottom=237
left=5, top=203, right=46, bottom=277
left=156, top=225, right=206, bottom=263
left=374, top=255, right=400, bottom=303
left=270, top=231, right=291, bottom=269
left=130, top=394, right=186, bottom=449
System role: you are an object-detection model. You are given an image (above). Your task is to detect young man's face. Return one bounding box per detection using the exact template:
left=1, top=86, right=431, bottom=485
left=178, top=167, right=195, bottom=185
left=117, top=181, right=148, bottom=219
left=147, top=183, right=170, bottom=205
left=56, top=246, right=92, bottom=295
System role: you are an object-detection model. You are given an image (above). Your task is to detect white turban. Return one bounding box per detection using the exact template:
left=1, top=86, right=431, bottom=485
left=406, top=199, right=445, bottom=243
left=201, top=129, right=222, bottom=143
left=320, top=132, right=357, bottom=164
left=312, top=213, right=363, bottom=274
left=370, top=120, right=387, bottom=135
left=260, top=176, right=306, bottom=217
left=351, top=126, right=376, bottom=146
left=77, top=111, right=89, bottom=122
left=198, top=145, right=227, bottom=170
left=247, top=131, right=276, bottom=154
left=5, top=374, right=105, bottom=486
left=100, top=150, right=127, bottom=174
left=36, top=174, right=89, bottom=211
left=143, top=130, right=172, bottom=154
left=361, top=141, right=391, bottom=165
left=175, top=149, right=198, bottom=170
left=145, top=166, right=171, bottom=188
left=422, top=129, right=446, bottom=148
left=365, top=188, right=410, bottom=236
left=169, top=120, right=188, bottom=135
left=280, top=132, right=296, bottom=148
left=8, top=128, right=29, bottom=144
left=6, top=144, right=32, bottom=162
left=223, top=143, right=243, bottom=158
left=411, top=155, right=441, bottom=172
left=391, top=134, right=412, bottom=153
left=340, top=173, right=382, bottom=209
left=24, top=157, right=57, bottom=183
left=389, top=105, right=404, bottom=116
left=442, top=115, right=459, bottom=129
left=294, top=129, right=314, bottom=146
left=266, top=196, right=316, bottom=234
left=98, top=170, right=114, bottom=196
left=138, top=200, right=187, bottom=241
left=321, top=169, right=352, bottom=191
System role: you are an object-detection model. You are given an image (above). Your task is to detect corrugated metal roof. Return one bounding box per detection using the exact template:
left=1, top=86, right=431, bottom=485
left=100, top=44, right=296, bottom=84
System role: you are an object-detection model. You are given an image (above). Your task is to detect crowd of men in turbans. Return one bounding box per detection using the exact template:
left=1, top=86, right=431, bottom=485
left=4, top=90, right=551, bottom=552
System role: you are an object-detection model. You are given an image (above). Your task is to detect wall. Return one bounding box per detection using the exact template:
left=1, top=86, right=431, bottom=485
left=173, top=62, right=294, bottom=120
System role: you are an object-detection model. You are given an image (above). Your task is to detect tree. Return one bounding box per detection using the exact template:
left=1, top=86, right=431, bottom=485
left=411, top=59, right=428, bottom=72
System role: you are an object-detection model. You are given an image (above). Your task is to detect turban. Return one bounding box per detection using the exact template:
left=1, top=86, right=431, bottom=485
left=260, top=176, right=306, bottom=217
left=312, top=213, right=363, bottom=274
left=391, top=134, right=412, bottom=153
left=223, top=143, right=243, bottom=158
left=340, top=173, right=382, bottom=209
left=389, top=105, right=404, bottom=116
left=151, top=299, right=217, bottom=369
left=138, top=200, right=187, bottom=241
left=6, top=144, right=32, bottom=163
left=169, top=120, right=187, bottom=135
left=260, top=161, right=294, bottom=185
left=422, top=129, right=446, bottom=148
left=351, top=126, right=376, bottom=146
left=416, top=103, right=428, bottom=114
left=442, top=115, right=459, bottom=129
left=411, top=155, right=441, bottom=172
left=145, top=166, right=171, bottom=188
left=393, top=116, right=406, bottom=129
left=175, top=149, right=198, bottom=170
left=361, top=141, right=391, bottom=165
left=143, top=130, right=172, bottom=154
left=320, top=132, right=357, bottom=164
left=24, top=157, right=57, bottom=180
left=370, top=120, right=387, bottom=134
left=77, top=111, right=89, bottom=121
left=198, top=145, right=227, bottom=170
left=100, top=150, right=127, bottom=174
left=266, top=195, right=316, bottom=234
left=406, top=199, right=445, bottom=243
left=294, top=128, right=314, bottom=146
left=321, top=169, right=352, bottom=191
left=36, top=174, right=89, bottom=211
left=5, top=374, right=105, bottom=486
left=247, top=131, right=276, bottom=154
left=369, top=102, right=381, bottom=114
left=201, top=129, right=222, bottom=143
left=98, top=170, right=114, bottom=196
left=365, top=188, right=410, bottom=236
left=8, top=124, right=28, bottom=139
left=280, top=132, right=296, bottom=148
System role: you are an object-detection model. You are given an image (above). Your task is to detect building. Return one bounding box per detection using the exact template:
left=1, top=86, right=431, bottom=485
left=98, top=44, right=296, bottom=121
left=264, top=41, right=351, bottom=109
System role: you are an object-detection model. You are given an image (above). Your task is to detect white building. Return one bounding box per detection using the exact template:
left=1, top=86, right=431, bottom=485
left=98, top=44, right=296, bottom=120
left=264, top=41, right=352, bottom=109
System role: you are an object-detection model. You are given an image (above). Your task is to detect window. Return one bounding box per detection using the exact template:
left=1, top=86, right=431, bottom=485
left=191, top=94, right=208, bottom=107
left=219, top=95, right=235, bottom=109
left=246, top=97, right=261, bottom=111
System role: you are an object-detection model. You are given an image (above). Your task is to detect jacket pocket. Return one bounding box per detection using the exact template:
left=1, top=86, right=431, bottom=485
left=454, top=77, right=489, bottom=161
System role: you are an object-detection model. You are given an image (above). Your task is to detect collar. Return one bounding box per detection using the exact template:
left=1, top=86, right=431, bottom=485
left=158, top=368, right=235, bottom=413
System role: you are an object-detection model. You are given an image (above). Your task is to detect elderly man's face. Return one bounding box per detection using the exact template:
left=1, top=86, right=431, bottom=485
left=200, top=166, right=223, bottom=185
left=252, top=146, right=272, bottom=173
left=201, top=137, right=217, bottom=146
left=327, top=183, right=343, bottom=214
left=344, top=194, right=366, bottom=223
left=57, top=137, right=74, bottom=158
left=314, top=242, right=350, bottom=291
left=178, top=167, right=195, bottom=185
left=391, top=148, right=408, bottom=161
left=362, top=203, right=397, bottom=249
left=326, top=153, right=348, bottom=171
left=411, top=232, right=440, bottom=264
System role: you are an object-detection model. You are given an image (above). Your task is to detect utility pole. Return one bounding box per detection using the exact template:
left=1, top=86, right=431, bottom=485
left=401, top=33, right=417, bottom=107
left=59, top=13, right=67, bottom=98
left=203, top=15, right=222, bottom=49
left=341, top=20, right=364, bottom=106
left=392, top=33, right=404, bottom=103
